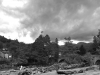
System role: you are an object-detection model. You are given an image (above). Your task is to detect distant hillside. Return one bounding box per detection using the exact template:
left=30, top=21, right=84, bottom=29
left=75, top=42, right=92, bottom=51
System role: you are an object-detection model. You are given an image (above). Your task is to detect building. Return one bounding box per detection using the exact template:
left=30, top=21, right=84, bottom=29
left=0, top=48, right=12, bottom=59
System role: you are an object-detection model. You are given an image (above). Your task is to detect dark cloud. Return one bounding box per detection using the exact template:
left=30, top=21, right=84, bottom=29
left=20, top=0, right=100, bottom=42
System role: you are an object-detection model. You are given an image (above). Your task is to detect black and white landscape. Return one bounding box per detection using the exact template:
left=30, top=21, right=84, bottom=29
left=0, top=0, right=100, bottom=75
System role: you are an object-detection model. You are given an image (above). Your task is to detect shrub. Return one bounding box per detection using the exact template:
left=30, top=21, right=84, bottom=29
left=64, top=53, right=83, bottom=64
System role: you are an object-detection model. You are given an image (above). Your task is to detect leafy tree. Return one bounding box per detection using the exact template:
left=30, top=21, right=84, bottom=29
left=0, top=36, right=7, bottom=43
left=54, top=38, right=59, bottom=62
left=93, top=36, right=98, bottom=49
left=0, top=42, right=3, bottom=49
left=77, top=45, right=86, bottom=55
left=44, top=35, right=50, bottom=45
left=64, top=37, right=71, bottom=43
left=9, top=45, right=19, bottom=58
left=90, top=30, right=100, bottom=54
left=31, top=34, right=51, bottom=65
left=47, top=42, right=59, bottom=64
left=62, top=37, right=75, bottom=54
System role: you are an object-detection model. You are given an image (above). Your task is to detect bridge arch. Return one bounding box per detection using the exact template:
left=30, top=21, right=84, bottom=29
left=95, top=60, right=100, bottom=65
left=58, top=59, right=66, bottom=63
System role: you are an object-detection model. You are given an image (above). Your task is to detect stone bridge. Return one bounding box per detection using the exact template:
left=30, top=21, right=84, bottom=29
left=58, top=54, right=100, bottom=65
left=90, top=55, right=100, bottom=65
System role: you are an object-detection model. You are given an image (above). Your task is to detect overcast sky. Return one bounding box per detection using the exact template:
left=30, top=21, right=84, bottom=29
left=0, top=0, right=100, bottom=44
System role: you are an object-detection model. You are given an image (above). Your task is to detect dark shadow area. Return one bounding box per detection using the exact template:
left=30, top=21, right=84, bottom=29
left=59, top=59, right=66, bottom=63
left=95, top=60, right=100, bottom=65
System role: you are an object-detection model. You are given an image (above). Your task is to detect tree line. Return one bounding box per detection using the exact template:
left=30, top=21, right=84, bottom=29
left=0, top=30, right=100, bottom=66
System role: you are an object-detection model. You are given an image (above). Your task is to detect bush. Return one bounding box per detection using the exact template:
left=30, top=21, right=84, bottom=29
left=64, top=53, right=83, bottom=64
left=0, top=59, right=10, bottom=65
left=60, top=53, right=92, bottom=67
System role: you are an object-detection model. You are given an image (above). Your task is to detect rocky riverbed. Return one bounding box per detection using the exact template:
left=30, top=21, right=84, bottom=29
left=0, top=65, right=100, bottom=75
left=0, top=69, right=100, bottom=75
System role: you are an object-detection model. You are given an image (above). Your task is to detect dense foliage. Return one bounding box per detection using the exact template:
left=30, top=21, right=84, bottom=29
left=0, top=29, right=100, bottom=67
